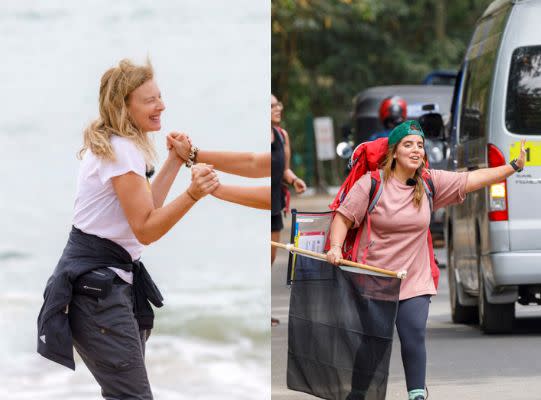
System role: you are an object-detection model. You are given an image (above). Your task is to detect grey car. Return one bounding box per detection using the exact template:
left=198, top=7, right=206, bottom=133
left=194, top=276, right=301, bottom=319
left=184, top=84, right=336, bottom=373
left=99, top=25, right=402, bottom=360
left=349, top=84, right=453, bottom=159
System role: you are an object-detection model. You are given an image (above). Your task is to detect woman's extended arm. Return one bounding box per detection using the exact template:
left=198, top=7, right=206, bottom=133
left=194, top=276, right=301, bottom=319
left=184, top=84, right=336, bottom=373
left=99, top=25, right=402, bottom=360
left=150, top=151, right=183, bottom=208
left=166, top=133, right=270, bottom=178
left=465, top=139, right=526, bottom=193
left=112, top=164, right=218, bottom=245
left=212, top=184, right=270, bottom=210
left=326, top=212, right=354, bottom=265
left=196, top=151, right=270, bottom=178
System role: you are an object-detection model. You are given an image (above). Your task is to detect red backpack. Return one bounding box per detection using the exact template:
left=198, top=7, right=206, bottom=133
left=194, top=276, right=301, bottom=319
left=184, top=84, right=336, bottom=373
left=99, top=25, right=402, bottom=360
left=328, top=137, right=440, bottom=289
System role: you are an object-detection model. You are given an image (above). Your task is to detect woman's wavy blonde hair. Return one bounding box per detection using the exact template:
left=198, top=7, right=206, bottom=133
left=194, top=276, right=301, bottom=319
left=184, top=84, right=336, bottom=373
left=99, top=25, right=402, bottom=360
left=380, top=140, right=428, bottom=209
left=78, top=58, right=157, bottom=166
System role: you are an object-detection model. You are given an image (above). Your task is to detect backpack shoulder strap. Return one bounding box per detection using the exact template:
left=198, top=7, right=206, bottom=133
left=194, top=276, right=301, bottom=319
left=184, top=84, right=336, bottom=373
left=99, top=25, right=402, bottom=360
left=361, top=170, right=383, bottom=264
left=421, top=170, right=435, bottom=212
left=421, top=170, right=440, bottom=288
left=368, top=170, right=384, bottom=213
left=428, top=178, right=435, bottom=197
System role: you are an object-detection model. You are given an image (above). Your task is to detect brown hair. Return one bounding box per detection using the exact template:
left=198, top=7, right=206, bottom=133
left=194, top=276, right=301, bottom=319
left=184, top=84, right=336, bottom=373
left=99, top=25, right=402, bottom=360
left=78, top=58, right=157, bottom=165
left=380, top=141, right=428, bottom=208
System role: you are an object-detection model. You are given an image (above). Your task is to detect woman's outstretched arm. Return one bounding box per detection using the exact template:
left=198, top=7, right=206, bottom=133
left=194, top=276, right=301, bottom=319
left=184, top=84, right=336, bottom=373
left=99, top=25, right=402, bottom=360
left=167, top=133, right=270, bottom=178
left=212, top=184, right=270, bottom=210
left=465, top=139, right=526, bottom=193
left=112, top=164, right=219, bottom=245
left=196, top=151, right=270, bottom=178
left=150, top=151, right=183, bottom=208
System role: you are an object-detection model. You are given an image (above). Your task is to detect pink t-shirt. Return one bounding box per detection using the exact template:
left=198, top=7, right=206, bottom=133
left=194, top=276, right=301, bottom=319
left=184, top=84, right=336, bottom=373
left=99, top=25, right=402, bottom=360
left=337, top=169, right=468, bottom=300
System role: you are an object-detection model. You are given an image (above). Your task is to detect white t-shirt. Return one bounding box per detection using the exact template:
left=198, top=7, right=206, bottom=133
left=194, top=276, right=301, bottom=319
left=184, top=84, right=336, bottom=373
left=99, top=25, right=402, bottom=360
left=73, top=135, right=148, bottom=283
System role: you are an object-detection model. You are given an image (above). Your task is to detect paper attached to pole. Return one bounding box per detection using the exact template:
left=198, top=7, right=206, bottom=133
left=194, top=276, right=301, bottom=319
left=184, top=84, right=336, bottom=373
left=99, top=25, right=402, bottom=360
left=271, top=241, right=407, bottom=279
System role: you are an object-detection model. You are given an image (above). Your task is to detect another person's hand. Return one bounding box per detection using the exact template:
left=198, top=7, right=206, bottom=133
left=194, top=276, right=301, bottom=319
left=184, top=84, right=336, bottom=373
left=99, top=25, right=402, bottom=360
left=516, top=138, right=526, bottom=170
left=293, top=177, right=307, bottom=194
left=187, top=163, right=219, bottom=200
left=167, top=132, right=192, bottom=161
left=326, top=245, right=342, bottom=266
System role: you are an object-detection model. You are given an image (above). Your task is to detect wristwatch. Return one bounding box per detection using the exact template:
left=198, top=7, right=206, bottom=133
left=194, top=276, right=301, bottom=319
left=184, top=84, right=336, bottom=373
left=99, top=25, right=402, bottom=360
left=510, top=158, right=523, bottom=172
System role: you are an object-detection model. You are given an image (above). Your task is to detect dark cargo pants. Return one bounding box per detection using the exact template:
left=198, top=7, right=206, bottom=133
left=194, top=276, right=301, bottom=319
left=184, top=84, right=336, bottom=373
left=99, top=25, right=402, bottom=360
left=69, top=271, right=153, bottom=400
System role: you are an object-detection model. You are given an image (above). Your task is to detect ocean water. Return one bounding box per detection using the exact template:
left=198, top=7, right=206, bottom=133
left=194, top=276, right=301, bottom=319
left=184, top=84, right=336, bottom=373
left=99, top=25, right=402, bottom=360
left=0, top=1, right=270, bottom=398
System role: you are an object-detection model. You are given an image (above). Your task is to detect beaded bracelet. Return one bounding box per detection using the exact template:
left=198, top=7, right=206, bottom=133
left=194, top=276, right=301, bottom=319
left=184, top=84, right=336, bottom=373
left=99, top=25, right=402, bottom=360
left=185, top=145, right=200, bottom=168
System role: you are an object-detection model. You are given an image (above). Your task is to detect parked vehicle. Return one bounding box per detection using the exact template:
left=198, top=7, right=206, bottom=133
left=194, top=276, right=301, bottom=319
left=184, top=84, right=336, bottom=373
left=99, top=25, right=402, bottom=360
left=445, top=0, right=541, bottom=333
left=347, top=85, right=453, bottom=148
left=422, top=70, right=457, bottom=86
left=338, top=84, right=453, bottom=240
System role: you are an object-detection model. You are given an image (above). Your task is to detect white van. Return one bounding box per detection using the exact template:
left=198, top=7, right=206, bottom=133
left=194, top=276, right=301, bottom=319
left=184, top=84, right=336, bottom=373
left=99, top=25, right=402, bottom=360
left=446, top=0, right=541, bottom=333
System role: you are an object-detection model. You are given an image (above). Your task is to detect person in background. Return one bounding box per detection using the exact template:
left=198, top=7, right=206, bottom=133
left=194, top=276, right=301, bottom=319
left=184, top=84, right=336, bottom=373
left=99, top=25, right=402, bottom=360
left=368, top=96, right=407, bottom=141
left=271, top=93, right=306, bottom=326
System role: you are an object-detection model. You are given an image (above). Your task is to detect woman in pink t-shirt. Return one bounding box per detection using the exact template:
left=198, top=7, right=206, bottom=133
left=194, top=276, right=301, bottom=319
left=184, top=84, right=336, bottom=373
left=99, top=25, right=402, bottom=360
left=327, top=120, right=526, bottom=400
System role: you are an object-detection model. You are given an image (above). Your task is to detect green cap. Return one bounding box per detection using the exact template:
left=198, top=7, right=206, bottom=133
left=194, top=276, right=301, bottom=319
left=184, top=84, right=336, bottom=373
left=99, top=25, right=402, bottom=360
left=388, top=120, right=425, bottom=146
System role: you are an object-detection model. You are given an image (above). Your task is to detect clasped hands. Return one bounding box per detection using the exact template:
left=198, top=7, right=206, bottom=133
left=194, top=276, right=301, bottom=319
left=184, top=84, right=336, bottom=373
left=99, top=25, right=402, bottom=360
left=166, top=132, right=218, bottom=201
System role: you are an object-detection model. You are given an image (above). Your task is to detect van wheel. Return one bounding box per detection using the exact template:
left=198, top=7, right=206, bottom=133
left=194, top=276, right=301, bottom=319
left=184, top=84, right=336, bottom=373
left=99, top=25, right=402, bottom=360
left=478, top=268, right=514, bottom=334
left=448, top=243, right=477, bottom=323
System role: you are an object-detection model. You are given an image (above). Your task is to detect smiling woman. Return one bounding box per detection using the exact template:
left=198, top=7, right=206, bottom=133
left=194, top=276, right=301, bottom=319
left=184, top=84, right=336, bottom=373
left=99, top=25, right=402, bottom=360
left=129, top=80, right=165, bottom=133
left=80, top=60, right=159, bottom=165
left=37, top=58, right=220, bottom=399
left=326, top=119, right=527, bottom=400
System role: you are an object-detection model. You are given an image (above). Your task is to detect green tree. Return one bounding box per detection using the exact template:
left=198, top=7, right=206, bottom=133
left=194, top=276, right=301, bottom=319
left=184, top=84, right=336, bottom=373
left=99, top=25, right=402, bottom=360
left=272, top=0, right=492, bottom=186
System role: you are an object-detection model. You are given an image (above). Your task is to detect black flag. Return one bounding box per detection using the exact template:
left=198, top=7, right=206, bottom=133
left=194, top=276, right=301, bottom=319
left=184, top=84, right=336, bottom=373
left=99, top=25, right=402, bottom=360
left=287, top=254, right=400, bottom=400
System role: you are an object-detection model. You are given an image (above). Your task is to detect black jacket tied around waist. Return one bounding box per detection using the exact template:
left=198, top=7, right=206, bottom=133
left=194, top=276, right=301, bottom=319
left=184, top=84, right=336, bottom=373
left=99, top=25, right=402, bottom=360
left=36, top=226, right=163, bottom=370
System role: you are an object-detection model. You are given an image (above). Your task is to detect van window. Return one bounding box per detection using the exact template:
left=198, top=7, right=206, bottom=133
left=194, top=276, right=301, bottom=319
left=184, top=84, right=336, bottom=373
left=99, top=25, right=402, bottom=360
left=459, top=52, right=496, bottom=141
left=459, top=8, right=510, bottom=142
left=506, top=46, right=541, bottom=134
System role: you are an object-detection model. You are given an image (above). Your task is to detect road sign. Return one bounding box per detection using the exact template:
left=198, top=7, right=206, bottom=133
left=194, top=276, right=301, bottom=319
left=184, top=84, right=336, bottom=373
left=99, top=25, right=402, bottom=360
left=313, top=117, right=336, bottom=161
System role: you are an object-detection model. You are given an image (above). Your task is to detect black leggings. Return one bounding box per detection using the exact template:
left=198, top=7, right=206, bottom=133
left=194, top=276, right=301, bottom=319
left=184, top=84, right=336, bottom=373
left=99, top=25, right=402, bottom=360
left=395, top=295, right=430, bottom=391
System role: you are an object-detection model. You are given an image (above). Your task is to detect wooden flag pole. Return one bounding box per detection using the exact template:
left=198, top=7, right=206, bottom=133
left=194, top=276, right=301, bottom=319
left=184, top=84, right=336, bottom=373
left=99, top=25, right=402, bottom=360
left=271, top=241, right=406, bottom=279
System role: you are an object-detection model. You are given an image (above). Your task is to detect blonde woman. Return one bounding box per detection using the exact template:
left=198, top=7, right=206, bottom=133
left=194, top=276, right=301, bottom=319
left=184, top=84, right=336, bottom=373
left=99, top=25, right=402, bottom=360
left=167, top=133, right=271, bottom=210
left=37, top=59, right=218, bottom=399
left=326, top=120, right=526, bottom=400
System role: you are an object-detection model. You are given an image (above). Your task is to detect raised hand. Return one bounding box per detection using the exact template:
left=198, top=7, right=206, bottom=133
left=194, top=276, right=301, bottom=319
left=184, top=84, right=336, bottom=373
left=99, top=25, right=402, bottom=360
left=517, top=138, right=526, bottom=170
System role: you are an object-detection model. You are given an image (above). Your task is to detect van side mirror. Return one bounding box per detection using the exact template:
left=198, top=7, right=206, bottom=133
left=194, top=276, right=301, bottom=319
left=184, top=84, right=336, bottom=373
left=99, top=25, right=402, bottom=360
left=419, top=113, right=444, bottom=139
left=336, top=141, right=354, bottom=159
